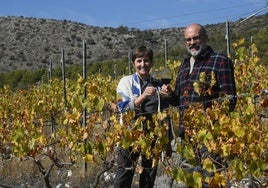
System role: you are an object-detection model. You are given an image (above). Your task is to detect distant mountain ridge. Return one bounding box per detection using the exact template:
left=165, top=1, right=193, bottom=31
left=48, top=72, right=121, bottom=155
left=0, top=14, right=267, bottom=72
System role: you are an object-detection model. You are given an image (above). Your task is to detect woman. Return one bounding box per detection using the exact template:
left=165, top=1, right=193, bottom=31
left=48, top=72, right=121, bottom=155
left=115, top=45, right=172, bottom=188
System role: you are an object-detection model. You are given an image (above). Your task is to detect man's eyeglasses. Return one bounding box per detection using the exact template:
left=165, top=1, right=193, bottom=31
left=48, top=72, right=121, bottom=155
left=184, top=35, right=202, bottom=43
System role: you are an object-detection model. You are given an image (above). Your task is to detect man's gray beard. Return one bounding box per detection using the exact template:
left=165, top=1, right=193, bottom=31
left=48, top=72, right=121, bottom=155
left=187, top=43, right=206, bottom=57
left=190, top=49, right=201, bottom=57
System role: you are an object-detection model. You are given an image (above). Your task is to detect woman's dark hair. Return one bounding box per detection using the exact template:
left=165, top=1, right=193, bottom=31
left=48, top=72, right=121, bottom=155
left=132, top=45, right=153, bottom=62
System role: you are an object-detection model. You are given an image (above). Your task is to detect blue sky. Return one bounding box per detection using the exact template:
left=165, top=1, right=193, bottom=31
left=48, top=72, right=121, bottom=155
left=0, top=0, right=267, bottom=30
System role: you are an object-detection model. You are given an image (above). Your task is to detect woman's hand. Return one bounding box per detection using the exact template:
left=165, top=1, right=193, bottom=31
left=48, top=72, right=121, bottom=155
left=143, top=86, right=156, bottom=98
left=134, top=86, right=156, bottom=107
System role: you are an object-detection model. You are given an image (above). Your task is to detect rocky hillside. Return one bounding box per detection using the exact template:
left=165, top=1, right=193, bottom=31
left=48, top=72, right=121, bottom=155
left=0, top=14, right=267, bottom=72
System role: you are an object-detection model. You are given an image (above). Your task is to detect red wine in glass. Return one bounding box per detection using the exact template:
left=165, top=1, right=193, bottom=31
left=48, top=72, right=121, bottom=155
left=161, top=67, right=172, bottom=85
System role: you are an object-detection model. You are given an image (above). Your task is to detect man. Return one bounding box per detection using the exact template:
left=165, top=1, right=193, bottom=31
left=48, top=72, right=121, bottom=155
left=172, top=23, right=237, bottom=169
left=173, top=23, right=237, bottom=112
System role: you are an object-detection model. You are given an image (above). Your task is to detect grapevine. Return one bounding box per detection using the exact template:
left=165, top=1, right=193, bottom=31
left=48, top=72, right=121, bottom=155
left=0, top=40, right=267, bottom=187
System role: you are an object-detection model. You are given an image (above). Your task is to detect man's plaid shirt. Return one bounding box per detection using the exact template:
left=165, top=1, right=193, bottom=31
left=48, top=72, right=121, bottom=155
left=173, top=46, right=237, bottom=111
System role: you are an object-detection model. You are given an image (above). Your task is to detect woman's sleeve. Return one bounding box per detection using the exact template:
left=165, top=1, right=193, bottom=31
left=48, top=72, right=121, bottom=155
left=117, top=76, right=137, bottom=111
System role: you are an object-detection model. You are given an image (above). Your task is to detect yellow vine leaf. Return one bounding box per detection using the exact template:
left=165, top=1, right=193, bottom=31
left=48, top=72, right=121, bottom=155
left=193, top=82, right=201, bottom=95
left=83, top=154, right=94, bottom=162
left=232, top=121, right=245, bottom=137
left=173, top=168, right=185, bottom=183
left=156, top=111, right=167, bottom=121
left=191, top=172, right=203, bottom=188
left=210, top=71, right=216, bottom=87
left=199, top=72, right=206, bottom=83
left=244, top=103, right=255, bottom=115
left=221, top=144, right=231, bottom=157
left=202, top=158, right=215, bottom=172
left=88, top=85, right=98, bottom=94
left=95, top=98, right=105, bottom=111
left=197, top=129, right=213, bottom=143
left=209, top=173, right=227, bottom=187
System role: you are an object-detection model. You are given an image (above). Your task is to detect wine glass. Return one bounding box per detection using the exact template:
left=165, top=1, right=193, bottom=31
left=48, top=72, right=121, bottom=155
left=159, top=66, right=172, bottom=99
left=160, top=67, right=172, bottom=85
